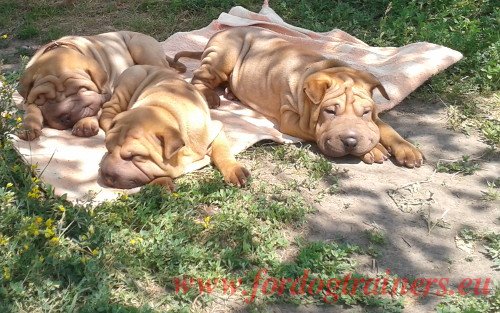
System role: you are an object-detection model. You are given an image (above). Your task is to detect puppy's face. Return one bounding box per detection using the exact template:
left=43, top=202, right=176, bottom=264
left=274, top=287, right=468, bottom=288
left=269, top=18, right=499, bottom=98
left=304, top=68, right=389, bottom=157
left=99, top=107, right=186, bottom=189
left=19, top=48, right=108, bottom=129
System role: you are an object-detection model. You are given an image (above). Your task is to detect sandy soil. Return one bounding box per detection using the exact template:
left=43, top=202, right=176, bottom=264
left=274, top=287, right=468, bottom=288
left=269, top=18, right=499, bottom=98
left=266, top=98, right=499, bottom=312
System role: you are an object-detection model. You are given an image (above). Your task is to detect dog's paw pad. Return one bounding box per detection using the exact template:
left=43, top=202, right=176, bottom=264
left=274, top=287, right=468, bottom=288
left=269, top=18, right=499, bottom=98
left=149, top=177, right=176, bottom=192
left=72, top=118, right=99, bottom=137
left=18, top=128, right=42, bottom=141
left=361, top=143, right=389, bottom=164
left=392, top=141, right=424, bottom=168
left=224, top=164, right=250, bottom=187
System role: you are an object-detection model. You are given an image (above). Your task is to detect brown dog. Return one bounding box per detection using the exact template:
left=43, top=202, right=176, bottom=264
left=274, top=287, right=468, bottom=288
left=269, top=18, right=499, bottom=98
left=18, top=31, right=185, bottom=141
left=98, top=65, right=250, bottom=190
left=178, top=27, right=423, bottom=168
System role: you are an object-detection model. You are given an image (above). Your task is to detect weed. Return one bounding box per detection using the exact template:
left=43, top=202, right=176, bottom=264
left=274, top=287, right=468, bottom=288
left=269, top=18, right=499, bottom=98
left=484, top=233, right=500, bottom=270
left=481, top=178, right=500, bottom=201
left=436, top=155, right=481, bottom=175
left=365, top=229, right=386, bottom=246
left=436, top=285, right=500, bottom=313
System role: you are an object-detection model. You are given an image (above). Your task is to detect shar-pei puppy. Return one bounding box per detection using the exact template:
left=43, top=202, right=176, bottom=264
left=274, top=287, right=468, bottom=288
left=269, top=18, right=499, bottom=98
left=177, top=27, right=423, bottom=167
left=98, top=65, right=250, bottom=190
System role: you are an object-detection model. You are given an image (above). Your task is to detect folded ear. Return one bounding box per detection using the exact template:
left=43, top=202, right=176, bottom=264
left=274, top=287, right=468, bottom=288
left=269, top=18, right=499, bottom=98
left=18, top=67, right=36, bottom=100
left=160, top=127, right=185, bottom=160
left=303, top=72, right=333, bottom=104
left=85, top=58, right=108, bottom=93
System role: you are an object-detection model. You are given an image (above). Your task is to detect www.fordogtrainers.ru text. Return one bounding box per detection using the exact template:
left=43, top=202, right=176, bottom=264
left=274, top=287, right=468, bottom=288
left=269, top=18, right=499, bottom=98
left=174, top=269, right=492, bottom=303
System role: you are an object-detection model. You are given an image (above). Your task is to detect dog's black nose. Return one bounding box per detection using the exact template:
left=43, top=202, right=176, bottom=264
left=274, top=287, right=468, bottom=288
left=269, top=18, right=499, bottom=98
left=342, top=137, right=358, bottom=149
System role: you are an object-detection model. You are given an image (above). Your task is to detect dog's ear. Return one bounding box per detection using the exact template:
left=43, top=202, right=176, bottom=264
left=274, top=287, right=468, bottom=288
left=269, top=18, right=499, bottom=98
left=304, top=72, right=333, bottom=104
left=160, top=127, right=185, bottom=160
left=85, top=59, right=108, bottom=93
left=18, top=68, right=36, bottom=100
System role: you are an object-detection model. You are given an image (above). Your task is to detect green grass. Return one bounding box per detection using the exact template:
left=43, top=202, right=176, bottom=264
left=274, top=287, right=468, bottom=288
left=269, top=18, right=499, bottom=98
left=436, top=286, right=500, bottom=313
left=0, top=0, right=499, bottom=311
left=436, top=155, right=481, bottom=175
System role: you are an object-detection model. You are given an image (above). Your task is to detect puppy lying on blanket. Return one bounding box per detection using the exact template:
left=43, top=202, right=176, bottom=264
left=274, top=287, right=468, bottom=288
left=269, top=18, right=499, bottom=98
left=98, top=65, right=250, bottom=190
left=18, top=31, right=185, bottom=141
left=177, top=27, right=424, bottom=168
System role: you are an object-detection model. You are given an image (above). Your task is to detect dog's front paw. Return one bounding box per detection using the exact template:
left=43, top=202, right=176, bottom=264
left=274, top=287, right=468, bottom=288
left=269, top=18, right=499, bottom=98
left=194, top=84, right=220, bottom=109
left=18, top=127, right=42, bottom=141
left=149, top=177, right=176, bottom=192
left=72, top=116, right=99, bottom=137
left=360, top=143, right=390, bottom=164
left=387, top=140, right=424, bottom=168
left=221, top=162, right=250, bottom=187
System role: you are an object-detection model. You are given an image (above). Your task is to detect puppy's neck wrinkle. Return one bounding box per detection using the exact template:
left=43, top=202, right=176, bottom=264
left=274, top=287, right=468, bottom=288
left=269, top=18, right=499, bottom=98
left=42, top=41, right=84, bottom=55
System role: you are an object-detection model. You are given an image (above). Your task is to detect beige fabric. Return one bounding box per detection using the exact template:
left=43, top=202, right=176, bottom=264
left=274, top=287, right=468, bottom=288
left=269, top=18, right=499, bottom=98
left=11, top=2, right=462, bottom=204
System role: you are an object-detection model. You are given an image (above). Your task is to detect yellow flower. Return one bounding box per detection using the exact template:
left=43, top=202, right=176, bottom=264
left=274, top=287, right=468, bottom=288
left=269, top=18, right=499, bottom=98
left=45, top=218, right=54, bottom=227
left=35, top=217, right=43, bottom=224
left=119, top=193, right=128, bottom=201
left=2, top=267, right=11, bottom=281
left=195, top=216, right=211, bottom=229
left=44, top=226, right=55, bottom=238
left=1, top=34, right=7, bottom=39
left=31, top=177, right=40, bottom=184
left=39, top=256, right=45, bottom=262
left=49, top=237, right=60, bottom=246
left=129, top=237, right=143, bottom=245
left=23, top=244, right=29, bottom=251
left=5, top=183, right=13, bottom=188
left=57, top=205, right=66, bottom=212
left=0, top=235, right=9, bottom=246
left=16, top=117, right=22, bottom=123
left=91, top=248, right=99, bottom=256
left=28, top=185, right=42, bottom=199
left=3, top=112, right=12, bottom=119
left=172, top=192, right=180, bottom=198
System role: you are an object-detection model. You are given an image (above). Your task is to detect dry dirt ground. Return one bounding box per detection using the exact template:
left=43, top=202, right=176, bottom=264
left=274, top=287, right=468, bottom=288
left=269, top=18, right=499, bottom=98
left=259, top=98, right=500, bottom=313
left=1, top=41, right=498, bottom=312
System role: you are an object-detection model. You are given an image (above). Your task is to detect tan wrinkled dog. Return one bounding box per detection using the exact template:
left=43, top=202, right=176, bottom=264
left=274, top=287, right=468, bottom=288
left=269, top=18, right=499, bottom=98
left=177, top=27, right=423, bottom=167
left=98, top=65, right=250, bottom=190
left=18, top=31, right=185, bottom=141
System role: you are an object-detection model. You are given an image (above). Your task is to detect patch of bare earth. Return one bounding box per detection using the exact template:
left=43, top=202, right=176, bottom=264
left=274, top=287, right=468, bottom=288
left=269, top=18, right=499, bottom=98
left=266, top=99, right=499, bottom=313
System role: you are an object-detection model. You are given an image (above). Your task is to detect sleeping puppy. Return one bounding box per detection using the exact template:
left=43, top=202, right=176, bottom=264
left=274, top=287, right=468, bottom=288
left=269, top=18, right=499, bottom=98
left=98, top=65, right=250, bottom=190
left=178, top=27, right=423, bottom=168
left=18, top=31, right=186, bottom=141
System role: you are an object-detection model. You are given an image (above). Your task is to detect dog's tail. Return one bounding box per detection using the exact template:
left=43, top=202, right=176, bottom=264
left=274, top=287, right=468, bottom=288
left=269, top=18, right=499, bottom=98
left=173, top=51, right=204, bottom=63
left=165, top=55, right=187, bottom=73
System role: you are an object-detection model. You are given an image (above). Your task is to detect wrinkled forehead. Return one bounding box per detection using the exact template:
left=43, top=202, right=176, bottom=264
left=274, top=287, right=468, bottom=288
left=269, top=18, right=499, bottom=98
left=29, top=70, right=95, bottom=99
left=323, top=84, right=375, bottom=107
left=106, top=123, right=158, bottom=156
